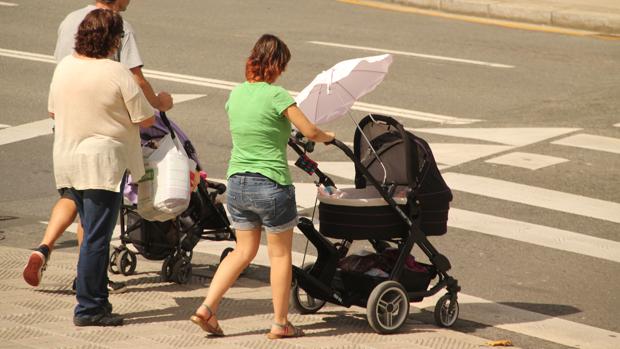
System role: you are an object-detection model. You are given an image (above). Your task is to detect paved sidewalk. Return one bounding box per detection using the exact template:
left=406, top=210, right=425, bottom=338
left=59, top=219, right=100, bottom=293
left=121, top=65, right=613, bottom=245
left=385, top=0, right=620, bottom=34
left=0, top=245, right=520, bottom=349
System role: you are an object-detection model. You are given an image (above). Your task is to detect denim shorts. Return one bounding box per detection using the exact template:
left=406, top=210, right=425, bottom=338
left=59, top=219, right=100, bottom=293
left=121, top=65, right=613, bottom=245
left=227, top=173, right=298, bottom=233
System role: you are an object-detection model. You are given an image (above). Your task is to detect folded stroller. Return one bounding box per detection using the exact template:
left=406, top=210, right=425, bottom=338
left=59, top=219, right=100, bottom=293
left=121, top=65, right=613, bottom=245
left=290, top=114, right=460, bottom=334
left=108, top=112, right=236, bottom=284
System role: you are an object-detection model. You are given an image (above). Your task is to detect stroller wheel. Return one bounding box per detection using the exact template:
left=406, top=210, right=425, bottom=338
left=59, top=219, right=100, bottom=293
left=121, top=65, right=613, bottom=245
left=434, top=293, right=459, bottom=328
left=290, top=263, right=326, bottom=314
left=161, top=255, right=175, bottom=282
left=108, top=249, right=121, bottom=274
left=116, top=249, right=137, bottom=276
left=172, top=257, right=192, bottom=284
left=367, top=281, right=410, bottom=334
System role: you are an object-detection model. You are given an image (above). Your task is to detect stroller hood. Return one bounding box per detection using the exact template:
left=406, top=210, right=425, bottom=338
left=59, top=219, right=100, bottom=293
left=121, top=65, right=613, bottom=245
left=352, top=114, right=452, bottom=236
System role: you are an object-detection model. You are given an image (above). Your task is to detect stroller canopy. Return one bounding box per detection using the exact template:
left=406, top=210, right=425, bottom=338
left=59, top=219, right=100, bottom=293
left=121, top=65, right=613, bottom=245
left=352, top=114, right=453, bottom=236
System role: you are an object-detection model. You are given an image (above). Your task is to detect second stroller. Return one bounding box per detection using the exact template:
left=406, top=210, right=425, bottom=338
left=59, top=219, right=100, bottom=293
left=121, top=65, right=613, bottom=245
left=108, top=112, right=236, bottom=284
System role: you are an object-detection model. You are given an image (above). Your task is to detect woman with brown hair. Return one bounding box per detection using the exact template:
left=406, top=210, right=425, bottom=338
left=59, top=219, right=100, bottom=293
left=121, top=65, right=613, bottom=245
left=190, top=34, right=334, bottom=339
left=48, top=8, right=154, bottom=326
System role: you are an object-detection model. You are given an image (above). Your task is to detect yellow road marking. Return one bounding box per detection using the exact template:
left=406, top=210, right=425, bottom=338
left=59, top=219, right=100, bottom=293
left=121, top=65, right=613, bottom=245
left=338, top=0, right=620, bottom=40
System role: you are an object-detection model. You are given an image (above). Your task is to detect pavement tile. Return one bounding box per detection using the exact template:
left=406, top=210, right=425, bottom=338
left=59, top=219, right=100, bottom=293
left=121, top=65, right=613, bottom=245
left=14, top=335, right=98, bottom=349
left=0, top=282, right=20, bottom=291
left=181, top=344, right=249, bottom=349
left=103, top=338, right=174, bottom=349
left=0, top=303, right=33, bottom=316
left=113, top=323, right=192, bottom=338
left=224, top=334, right=304, bottom=349
left=31, top=320, right=77, bottom=333
left=0, top=342, right=36, bottom=349
left=0, top=325, right=51, bottom=341
left=14, top=296, right=74, bottom=312
left=0, top=311, right=69, bottom=326
left=367, top=342, right=431, bottom=349
left=66, top=327, right=139, bottom=343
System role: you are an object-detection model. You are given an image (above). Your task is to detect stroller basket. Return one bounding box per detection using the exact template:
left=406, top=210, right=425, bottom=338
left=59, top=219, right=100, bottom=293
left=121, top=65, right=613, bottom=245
left=339, top=262, right=437, bottom=305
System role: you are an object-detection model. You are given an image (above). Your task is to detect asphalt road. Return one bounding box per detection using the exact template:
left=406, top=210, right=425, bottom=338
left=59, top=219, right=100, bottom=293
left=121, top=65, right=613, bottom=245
left=1, top=1, right=619, bottom=349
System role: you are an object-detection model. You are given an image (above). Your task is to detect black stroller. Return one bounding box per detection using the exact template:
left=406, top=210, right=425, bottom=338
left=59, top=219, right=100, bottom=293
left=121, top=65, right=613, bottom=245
left=289, top=114, right=460, bottom=334
left=108, top=112, right=236, bottom=284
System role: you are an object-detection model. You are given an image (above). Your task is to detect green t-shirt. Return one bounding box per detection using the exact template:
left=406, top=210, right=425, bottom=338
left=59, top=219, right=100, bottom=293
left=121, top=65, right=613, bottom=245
left=225, top=81, right=296, bottom=185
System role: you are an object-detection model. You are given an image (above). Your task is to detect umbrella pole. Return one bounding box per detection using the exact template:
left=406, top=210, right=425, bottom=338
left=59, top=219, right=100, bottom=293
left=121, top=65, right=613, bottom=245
left=330, top=88, right=389, bottom=185
left=346, top=111, right=388, bottom=186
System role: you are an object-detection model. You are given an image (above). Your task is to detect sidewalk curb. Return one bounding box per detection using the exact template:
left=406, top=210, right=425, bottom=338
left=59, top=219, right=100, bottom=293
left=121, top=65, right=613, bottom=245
left=388, top=0, right=620, bottom=34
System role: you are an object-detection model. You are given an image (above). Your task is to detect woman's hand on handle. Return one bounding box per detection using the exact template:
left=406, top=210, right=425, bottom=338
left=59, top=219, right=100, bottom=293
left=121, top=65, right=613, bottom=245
left=323, top=131, right=336, bottom=145
left=283, top=105, right=335, bottom=144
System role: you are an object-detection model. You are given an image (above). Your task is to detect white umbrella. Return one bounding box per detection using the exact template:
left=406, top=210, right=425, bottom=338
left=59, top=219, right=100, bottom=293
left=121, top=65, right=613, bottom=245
left=295, top=54, right=393, bottom=125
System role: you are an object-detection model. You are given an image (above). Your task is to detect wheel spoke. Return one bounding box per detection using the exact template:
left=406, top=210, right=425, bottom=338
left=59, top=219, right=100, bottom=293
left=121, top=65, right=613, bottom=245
left=385, top=310, right=393, bottom=327
left=391, top=294, right=403, bottom=306
left=378, top=299, right=389, bottom=311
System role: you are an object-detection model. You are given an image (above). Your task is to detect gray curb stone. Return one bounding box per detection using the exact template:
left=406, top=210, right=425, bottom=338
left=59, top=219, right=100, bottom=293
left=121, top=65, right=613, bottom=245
left=386, top=0, right=620, bottom=34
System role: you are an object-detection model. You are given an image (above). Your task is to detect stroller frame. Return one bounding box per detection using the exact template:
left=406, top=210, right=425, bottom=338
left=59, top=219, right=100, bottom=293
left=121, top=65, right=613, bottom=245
left=290, top=114, right=460, bottom=334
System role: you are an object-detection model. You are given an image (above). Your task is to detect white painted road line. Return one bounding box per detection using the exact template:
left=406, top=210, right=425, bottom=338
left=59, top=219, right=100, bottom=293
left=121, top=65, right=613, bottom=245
left=444, top=172, right=620, bottom=224
left=450, top=208, right=620, bottom=263
left=308, top=41, right=515, bottom=68
left=485, top=151, right=569, bottom=170
left=354, top=102, right=481, bottom=124
left=0, top=119, right=53, bottom=146
left=415, top=292, right=620, bottom=349
left=426, top=143, right=511, bottom=168
left=0, top=48, right=480, bottom=125
left=411, top=127, right=581, bottom=147
left=0, top=48, right=55, bottom=63
left=170, top=94, right=206, bottom=104
left=0, top=2, right=18, bottom=7
left=551, top=133, right=620, bottom=155
left=143, top=69, right=237, bottom=91
left=0, top=124, right=10, bottom=129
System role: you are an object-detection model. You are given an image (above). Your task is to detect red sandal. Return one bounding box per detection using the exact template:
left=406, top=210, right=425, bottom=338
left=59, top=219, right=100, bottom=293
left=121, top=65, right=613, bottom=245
left=190, top=304, right=224, bottom=337
left=266, top=321, right=304, bottom=339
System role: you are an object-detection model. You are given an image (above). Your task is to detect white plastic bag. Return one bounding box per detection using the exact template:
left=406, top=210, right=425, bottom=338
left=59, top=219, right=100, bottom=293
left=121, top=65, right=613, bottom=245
left=137, top=133, right=192, bottom=221
left=136, top=164, right=176, bottom=222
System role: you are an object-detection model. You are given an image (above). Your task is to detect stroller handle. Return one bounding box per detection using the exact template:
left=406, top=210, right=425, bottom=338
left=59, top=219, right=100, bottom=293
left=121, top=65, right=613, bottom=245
left=288, top=137, right=335, bottom=188
left=158, top=111, right=177, bottom=140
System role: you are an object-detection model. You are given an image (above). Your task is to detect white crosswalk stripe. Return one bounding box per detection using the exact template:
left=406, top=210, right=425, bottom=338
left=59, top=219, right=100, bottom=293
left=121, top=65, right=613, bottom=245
left=551, top=133, right=620, bottom=155
left=443, top=172, right=620, bottom=223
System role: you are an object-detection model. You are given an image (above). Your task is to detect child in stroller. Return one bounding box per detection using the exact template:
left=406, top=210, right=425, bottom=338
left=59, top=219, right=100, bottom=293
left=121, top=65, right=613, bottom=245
left=289, top=114, right=460, bottom=334
left=109, top=112, right=236, bottom=284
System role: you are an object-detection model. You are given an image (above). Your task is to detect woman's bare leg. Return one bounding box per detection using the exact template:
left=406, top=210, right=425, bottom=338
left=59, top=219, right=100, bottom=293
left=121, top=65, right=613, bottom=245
left=40, top=197, right=79, bottom=249
left=266, top=229, right=293, bottom=330
left=196, top=228, right=261, bottom=322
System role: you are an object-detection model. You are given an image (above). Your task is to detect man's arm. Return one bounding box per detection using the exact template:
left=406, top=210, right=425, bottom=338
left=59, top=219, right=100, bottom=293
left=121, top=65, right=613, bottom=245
left=138, top=115, right=156, bottom=128
left=130, top=66, right=173, bottom=111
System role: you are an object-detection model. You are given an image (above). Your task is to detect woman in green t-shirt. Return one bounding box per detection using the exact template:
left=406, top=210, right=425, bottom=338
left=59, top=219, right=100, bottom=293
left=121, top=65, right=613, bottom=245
left=191, top=34, right=334, bottom=339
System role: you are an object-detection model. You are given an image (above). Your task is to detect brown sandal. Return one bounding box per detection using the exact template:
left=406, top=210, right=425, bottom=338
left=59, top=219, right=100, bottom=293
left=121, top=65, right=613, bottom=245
left=190, top=304, right=224, bottom=337
left=266, top=321, right=304, bottom=339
